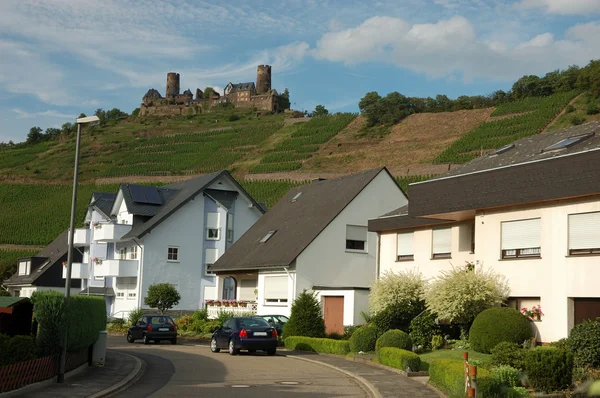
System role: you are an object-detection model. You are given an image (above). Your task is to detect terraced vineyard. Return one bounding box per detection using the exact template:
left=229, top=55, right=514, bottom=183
left=0, top=249, right=39, bottom=281
left=433, top=92, right=577, bottom=164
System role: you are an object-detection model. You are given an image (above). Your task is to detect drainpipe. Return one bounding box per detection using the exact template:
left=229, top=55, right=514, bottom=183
left=134, top=238, right=144, bottom=310
left=375, top=233, right=381, bottom=281
left=282, top=266, right=296, bottom=300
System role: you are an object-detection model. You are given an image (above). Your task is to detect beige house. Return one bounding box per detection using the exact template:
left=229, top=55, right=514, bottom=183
left=369, top=122, right=600, bottom=343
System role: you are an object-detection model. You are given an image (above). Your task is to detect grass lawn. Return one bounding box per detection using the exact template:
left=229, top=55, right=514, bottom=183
left=419, top=349, right=492, bottom=371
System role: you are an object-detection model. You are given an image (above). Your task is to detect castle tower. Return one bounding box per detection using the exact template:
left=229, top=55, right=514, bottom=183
left=166, top=72, right=180, bottom=98
left=256, top=65, right=271, bottom=95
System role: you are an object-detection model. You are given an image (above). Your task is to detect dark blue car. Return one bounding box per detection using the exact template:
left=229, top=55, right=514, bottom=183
left=127, top=314, right=178, bottom=345
left=210, top=317, right=277, bottom=356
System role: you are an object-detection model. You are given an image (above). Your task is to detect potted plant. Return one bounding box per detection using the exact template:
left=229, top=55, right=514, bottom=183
left=239, top=300, right=248, bottom=308
left=231, top=300, right=239, bottom=308
left=521, top=305, right=544, bottom=321
left=92, top=257, right=102, bottom=265
left=464, top=261, right=475, bottom=272
left=253, top=288, right=259, bottom=301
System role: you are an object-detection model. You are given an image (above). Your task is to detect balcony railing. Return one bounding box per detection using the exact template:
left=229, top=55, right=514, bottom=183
left=69, top=229, right=90, bottom=246
left=206, top=302, right=258, bottom=319
left=93, top=223, right=132, bottom=242
left=61, top=263, right=89, bottom=279
left=94, top=259, right=138, bottom=277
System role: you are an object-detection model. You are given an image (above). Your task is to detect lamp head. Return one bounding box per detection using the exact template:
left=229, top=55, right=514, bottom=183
left=76, top=115, right=100, bottom=125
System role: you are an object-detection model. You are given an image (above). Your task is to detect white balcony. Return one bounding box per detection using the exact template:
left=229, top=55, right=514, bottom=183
left=62, top=262, right=89, bottom=279
left=94, top=259, right=138, bottom=277
left=69, top=228, right=90, bottom=246
left=93, top=223, right=132, bottom=242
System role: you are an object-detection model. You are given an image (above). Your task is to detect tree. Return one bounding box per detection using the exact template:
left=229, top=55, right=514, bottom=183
left=424, top=265, right=509, bottom=334
left=144, top=283, right=181, bottom=313
left=203, top=87, right=215, bottom=99
left=0, top=289, right=10, bottom=297
left=277, top=88, right=291, bottom=111
left=61, top=122, right=74, bottom=136
left=94, top=108, right=106, bottom=123
left=26, top=126, right=43, bottom=145
left=369, top=269, right=426, bottom=314
left=45, top=128, right=61, bottom=140
left=282, top=290, right=325, bottom=338
left=78, top=113, right=86, bottom=118
left=313, top=104, right=329, bottom=117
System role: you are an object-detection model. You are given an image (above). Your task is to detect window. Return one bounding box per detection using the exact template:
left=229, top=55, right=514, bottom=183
left=432, top=228, right=452, bottom=259
left=205, top=248, right=218, bottom=276
left=227, top=213, right=234, bottom=242
left=130, top=246, right=138, bottom=260
left=14, top=290, right=20, bottom=297
left=542, top=132, right=594, bottom=152
left=489, top=144, right=514, bottom=157
left=206, top=212, right=220, bottom=240
left=501, top=218, right=541, bottom=259
left=18, top=260, right=31, bottom=276
left=167, top=247, right=179, bottom=262
left=239, top=279, right=256, bottom=301
left=116, top=292, right=125, bottom=298
left=264, top=276, right=288, bottom=304
left=346, top=225, right=367, bottom=252
left=260, top=230, right=276, bottom=243
left=127, top=283, right=137, bottom=300
left=222, top=277, right=236, bottom=300
left=119, top=247, right=127, bottom=260
left=396, top=232, right=414, bottom=261
left=569, top=212, right=600, bottom=255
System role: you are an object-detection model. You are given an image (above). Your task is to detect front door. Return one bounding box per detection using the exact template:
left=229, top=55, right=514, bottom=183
left=323, top=296, right=344, bottom=335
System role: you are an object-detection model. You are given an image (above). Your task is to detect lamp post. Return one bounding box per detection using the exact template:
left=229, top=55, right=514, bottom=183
left=58, top=115, right=100, bottom=383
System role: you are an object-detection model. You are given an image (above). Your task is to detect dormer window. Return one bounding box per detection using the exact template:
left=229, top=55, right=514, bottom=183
left=18, top=260, right=31, bottom=276
left=542, top=132, right=594, bottom=153
left=260, top=231, right=276, bottom=243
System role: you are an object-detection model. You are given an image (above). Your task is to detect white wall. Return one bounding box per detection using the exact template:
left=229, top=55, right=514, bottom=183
left=256, top=270, right=295, bottom=317
left=313, top=289, right=369, bottom=326
left=11, top=286, right=80, bottom=298
left=117, top=199, right=133, bottom=225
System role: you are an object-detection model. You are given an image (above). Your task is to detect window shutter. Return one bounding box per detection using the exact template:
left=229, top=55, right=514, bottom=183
left=205, top=248, right=218, bottom=264
left=501, top=218, right=541, bottom=250
left=397, top=232, right=414, bottom=256
left=346, top=225, right=367, bottom=241
left=432, top=228, right=451, bottom=254
left=239, top=279, right=255, bottom=301
left=227, top=213, right=233, bottom=229
left=264, top=276, right=288, bottom=300
left=207, top=212, right=220, bottom=229
left=569, top=212, right=600, bottom=250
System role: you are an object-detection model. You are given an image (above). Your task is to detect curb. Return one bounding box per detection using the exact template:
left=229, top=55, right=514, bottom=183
left=284, top=354, right=383, bottom=398
left=87, top=353, right=143, bottom=398
left=0, top=361, right=89, bottom=397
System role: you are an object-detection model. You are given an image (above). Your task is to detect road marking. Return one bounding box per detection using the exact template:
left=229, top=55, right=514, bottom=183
left=280, top=381, right=300, bottom=385
left=231, top=385, right=251, bottom=388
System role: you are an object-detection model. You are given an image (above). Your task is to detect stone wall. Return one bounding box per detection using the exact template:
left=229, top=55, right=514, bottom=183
left=140, top=104, right=200, bottom=117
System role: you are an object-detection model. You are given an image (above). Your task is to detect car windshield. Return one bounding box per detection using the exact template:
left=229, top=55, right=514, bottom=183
left=239, top=318, right=271, bottom=329
left=150, top=316, right=173, bottom=325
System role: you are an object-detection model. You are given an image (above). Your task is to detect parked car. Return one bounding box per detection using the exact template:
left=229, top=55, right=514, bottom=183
left=127, top=314, right=177, bottom=345
left=210, top=316, right=277, bottom=356
left=254, top=314, right=289, bottom=335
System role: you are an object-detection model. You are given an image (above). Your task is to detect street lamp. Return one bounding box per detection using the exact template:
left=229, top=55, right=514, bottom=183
left=58, top=115, right=100, bottom=383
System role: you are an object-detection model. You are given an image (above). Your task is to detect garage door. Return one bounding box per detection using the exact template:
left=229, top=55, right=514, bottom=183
left=574, top=298, right=600, bottom=324
left=323, top=296, right=344, bottom=335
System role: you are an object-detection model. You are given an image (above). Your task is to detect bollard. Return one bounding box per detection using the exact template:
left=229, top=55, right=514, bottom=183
left=464, top=352, right=470, bottom=396
left=468, top=364, right=477, bottom=397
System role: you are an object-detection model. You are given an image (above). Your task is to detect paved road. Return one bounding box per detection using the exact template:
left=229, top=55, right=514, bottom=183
left=108, top=336, right=371, bottom=397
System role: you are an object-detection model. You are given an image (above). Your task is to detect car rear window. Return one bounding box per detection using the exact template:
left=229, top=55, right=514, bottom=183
left=239, top=318, right=271, bottom=329
left=150, top=316, right=173, bottom=325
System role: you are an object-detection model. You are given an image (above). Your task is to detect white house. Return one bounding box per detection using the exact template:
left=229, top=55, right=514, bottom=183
left=63, top=170, right=264, bottom=319
left=210, top=167, right=408, bottom=334
left=369, top=121, right=600, bottom=343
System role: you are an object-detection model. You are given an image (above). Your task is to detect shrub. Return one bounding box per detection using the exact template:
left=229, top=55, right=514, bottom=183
left=0, top=289, right=10, bottom=296
left=469, top=307, right=532, bottom=354
left=343, top=325, right=360, bottom=340
left=428, top=359, right=498, bottom=398
left=549, top=338, right=569, bottom=351
left=111, top=318, right=125, bottom=328
left=431, top=335, right=444, bottom=350
left=326, top=332, right=343, bottom=340
left=524, top=347, right=573, bottom=393
left=571, top=115, right=586, bottom=125
left=425, top=266, right=509, bottom=332
left=490, top=341, right=526, bottom=370
left=128, top=307, right=144, bottom=326
left=565, top=104, right=576, bottom=113
left=349, top=325, right=378, bottom=353
left=369, top=269, right=426, bottom=315
left=144, top=283, right=181, bottom=313
left=216, top=310, right=234, bottom=325
left=372, top=302, right=424, bottom=333
left=282, top=290, right=325, bottom=338
left=284, top=336, right=350, bottom=355
left=192, top=309, right=209, bottom=322
left=176, top=315, right=194, bottom=332
left=378, top=347, right=421, bottom=372
left=201, top=320, right=222, bottom=334
left=586, top=103, right=600, bottom=115
left=568, top=319, right=600, bottom=370
left=491, top=365, right=521, bottom=388
left=0, top=334, right=37, bottom=366
left=375, top=329, right=412, bottom=352
left=409, top=310, right=440, bottom=350
left=505, top=387, right=529, bottom=397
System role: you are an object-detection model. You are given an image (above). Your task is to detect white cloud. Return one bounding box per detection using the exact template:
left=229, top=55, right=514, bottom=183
left=12, top=108, right=75, bottom=120
left=517, top=0, right=600, bottom=15
left=312, top=15, right=600, bottom=81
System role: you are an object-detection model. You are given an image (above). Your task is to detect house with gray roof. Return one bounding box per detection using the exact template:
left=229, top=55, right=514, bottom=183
left=369, top=121, right=600, bottom=343
left=210, top=167, right=407, bottom=333
left=65, top=170, right=264, bottom=319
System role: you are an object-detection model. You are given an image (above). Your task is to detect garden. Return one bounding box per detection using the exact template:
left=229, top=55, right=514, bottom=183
left=281, top=265, right=600, bottom=397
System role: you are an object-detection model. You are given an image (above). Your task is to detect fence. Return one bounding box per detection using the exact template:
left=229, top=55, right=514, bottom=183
left=207, top=303, right=258, bottom=319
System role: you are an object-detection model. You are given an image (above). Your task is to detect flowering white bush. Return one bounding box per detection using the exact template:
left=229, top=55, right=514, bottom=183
left=369, top=269, right=426, bottom=315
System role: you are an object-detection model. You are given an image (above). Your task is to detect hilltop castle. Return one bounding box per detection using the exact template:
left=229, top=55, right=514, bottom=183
left=140, top=65, right=281, bottom=116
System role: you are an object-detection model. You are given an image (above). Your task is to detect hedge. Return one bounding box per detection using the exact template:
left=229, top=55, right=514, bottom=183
left=0, top=334, right=37, bottom=365
left=469, top=308, right=532, bottom=354
left=376, top=329, right=412, bottom=352
left=428, top=359, right=501, bottom=398
left=31, top=291, right=106, bottom=355
left=524, top=346, right=573, bottom=393
left=284, top=336, right=350, bottom=355
left=349, top=325, right=378, bottom=353
left=377, top=347, right=421, bottom=372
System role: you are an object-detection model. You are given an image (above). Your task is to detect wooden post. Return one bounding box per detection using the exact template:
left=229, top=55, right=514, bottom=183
left=463, top=352, right=469, bottom=396
left=468, top=364, right=477, bottom=397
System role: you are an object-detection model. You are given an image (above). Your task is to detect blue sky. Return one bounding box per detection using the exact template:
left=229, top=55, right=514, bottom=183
left=1, top=0, right=600, bottom=143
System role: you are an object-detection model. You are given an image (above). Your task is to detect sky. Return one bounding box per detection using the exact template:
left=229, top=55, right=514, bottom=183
left=1, top=0, right=600, bottom=143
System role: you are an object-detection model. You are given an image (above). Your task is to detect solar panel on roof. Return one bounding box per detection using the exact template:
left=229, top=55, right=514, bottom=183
left=542, top=132, right=595, bottom=152
left=129, top=185, right=162, bottom=205
left=490, top=144, right=515, bottom=156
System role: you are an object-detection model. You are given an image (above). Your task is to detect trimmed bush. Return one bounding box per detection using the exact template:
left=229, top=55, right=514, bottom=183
left=469, top=307, right=532, bottom=354
left=284, top=336, right=350, bottom=355
left=524, top=346, right=573, bottom=393
left=375, top=329, right=412, bottom=352
left=282, top=290, right=325, bottom=338
left=428, top=359, right=499, bottom=398
left=568, top=319, right=600, bottom=370
left=349, top=325, right=378, bottom=353
left=409, top=310, right=439, bottom=350
left=490, top=342, right=526, bottom=370
left=378, top=347, right=421, bottom=372
left=343, top=325, right=359, bottom=340
left=0, top=334, right=37, bottom=365
left=505, top=387, right=529, bottom=397
left=372, top=302, right=424, bottom=333
left=491, top=365, right=521, bottom=388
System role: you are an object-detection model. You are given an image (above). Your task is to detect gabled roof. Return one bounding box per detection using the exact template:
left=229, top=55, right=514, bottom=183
left=204, top=189, right=238, bottom=209
left=229, top=82, right=255, bottom=92
left=90, top=192, right=116, bottom=219
left=368, top=205, right=456, bottom=232
left=116, top=185, right=178, bottom=217
left=121, top=170, right=265, bottom=240
left=211, top=167, right=390, bottom=272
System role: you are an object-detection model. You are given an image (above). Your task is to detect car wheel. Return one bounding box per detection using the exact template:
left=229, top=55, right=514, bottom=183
left=210, top=338, right=220, bottom=353
left=171, top=338, right=177, bottom=345
left=267, top=348, right=276, bottom=356
left=143, top=334, right=150, bottom=345
left=228, top=339, right=238, bottom=356
left=126, top=333, right=135, bottom=344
